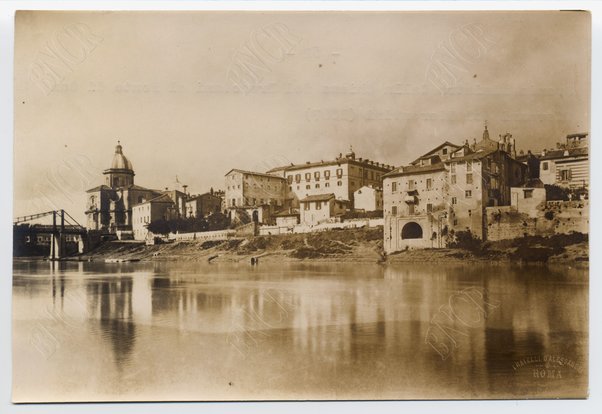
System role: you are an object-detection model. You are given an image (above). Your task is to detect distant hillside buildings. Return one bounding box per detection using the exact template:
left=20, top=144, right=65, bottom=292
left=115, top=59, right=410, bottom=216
left=86, top=128, right=588, bottom=247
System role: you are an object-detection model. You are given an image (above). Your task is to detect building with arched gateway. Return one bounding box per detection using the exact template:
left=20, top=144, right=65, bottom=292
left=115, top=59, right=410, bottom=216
left=383, top=126, right=527, bottom=252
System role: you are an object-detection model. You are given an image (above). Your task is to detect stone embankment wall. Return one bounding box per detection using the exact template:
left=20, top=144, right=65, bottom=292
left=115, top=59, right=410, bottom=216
left=486, top=201, right=588, bottom=241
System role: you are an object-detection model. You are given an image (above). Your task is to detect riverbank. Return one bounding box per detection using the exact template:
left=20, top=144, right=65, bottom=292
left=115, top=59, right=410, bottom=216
left=74, top=228, right=589, bottom=266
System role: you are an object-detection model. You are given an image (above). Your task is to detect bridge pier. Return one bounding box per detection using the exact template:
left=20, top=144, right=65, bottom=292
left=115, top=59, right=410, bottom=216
left=50, top=233, right=66, bottom=260
left=77, top=235, right=85, bottom=254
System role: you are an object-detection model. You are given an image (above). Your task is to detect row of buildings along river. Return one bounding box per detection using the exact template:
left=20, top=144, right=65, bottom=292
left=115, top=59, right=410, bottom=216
left=83, top=125, right=589, bottom=252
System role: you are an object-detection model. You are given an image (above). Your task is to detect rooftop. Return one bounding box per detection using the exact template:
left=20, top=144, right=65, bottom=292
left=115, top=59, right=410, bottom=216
left=267, top=156, right=394, bottom=174
left=300, top=193, right=336, bottom=203
left=540, top=147, right=588, bottom=160
left=225, top=168, right=286, bottom=180
left=384, top=163, right=446, bottom=178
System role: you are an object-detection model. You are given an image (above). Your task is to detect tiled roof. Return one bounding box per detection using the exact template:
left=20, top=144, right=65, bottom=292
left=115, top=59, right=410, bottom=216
left=383, top=163, right=446, bottom=178
left=137, top=193, right=174, bottom=205
left=86, top=184, right=111, bottom=193
left=224, top=168, right=286, bottom=180
left=300, top=193, right=336, bottom=202
left=411, top=141, right=460, bottom=164
left=274, top=209, right=300, bottom=217
left=540, top=147, right=588, bottom=160
left=445, top=148, right=498, bottom=162
left=266, top=157, right=394, bottom=173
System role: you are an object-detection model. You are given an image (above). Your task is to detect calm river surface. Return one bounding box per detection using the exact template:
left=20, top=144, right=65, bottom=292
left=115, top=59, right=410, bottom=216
left=12, top=260, right=588, bottom=402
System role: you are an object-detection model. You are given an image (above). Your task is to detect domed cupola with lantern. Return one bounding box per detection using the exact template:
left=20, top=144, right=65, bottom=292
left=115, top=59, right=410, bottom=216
left=103, top=141, right=135, bottom=188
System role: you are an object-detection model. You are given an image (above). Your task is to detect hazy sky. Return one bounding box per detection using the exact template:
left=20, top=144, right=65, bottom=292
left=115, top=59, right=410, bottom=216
left=14, top=11, right=590, bottom=222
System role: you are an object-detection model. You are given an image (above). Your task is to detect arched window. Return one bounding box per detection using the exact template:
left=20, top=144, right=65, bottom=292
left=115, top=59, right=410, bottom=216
left=401, top=222, right=423, bottom=239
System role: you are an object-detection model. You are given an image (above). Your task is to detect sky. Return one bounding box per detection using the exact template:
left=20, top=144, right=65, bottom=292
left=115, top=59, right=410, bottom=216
left=13, top=10, right=590, bottom=223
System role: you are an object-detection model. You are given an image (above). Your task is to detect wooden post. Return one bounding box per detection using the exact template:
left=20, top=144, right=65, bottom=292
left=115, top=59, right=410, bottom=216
left=59, top=210, right=65, bottom=259
left=51, top=210, right=56, bottom=260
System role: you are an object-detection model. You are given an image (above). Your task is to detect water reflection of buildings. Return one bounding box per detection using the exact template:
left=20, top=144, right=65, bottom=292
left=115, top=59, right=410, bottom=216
left=86, top=276, right=136, bottom=367
left=13, top=259, right=587, bottom=398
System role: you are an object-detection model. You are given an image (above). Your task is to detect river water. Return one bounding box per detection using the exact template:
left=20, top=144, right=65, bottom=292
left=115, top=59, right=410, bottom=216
left=12, top=259, right=588, bottom=402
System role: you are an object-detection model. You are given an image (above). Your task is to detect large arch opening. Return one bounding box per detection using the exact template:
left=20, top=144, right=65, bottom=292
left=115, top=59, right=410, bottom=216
left=401, top=222, right=423, bottom=239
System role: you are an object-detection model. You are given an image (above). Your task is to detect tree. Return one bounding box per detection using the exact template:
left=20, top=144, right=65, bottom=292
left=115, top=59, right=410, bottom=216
left=206, top=212, right=230, bottom=231
left=147, top=219, right=170, bottom=236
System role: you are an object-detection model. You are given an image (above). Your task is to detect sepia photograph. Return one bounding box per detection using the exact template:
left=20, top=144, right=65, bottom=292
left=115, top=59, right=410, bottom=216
left=10, top=8, right=591, bottom=404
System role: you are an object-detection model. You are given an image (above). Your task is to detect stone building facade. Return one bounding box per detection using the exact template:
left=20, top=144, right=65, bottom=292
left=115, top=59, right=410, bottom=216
left=299, top=193, right=347, bottom=226
left=267, top=148, right=394, bottom=208
left=539, top=133, right=588, bottom=190
left=383, top=127, right=527, bottom=252
left=224, top=169, right=289, bottom=225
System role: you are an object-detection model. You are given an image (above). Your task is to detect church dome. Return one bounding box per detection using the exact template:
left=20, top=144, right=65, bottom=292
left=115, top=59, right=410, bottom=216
left=110, top=142, right=133, bottom=171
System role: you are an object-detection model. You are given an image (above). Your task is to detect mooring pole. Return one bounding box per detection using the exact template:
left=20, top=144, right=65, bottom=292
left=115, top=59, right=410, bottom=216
left=59, top=210, right=65, bottom=259
left=51, top=210, right=56, bottom=260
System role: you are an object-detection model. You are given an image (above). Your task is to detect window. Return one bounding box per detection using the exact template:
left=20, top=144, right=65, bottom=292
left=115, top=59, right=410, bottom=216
left=297, top=185, right=300, bottom=190
left=451, top=163, right=456, bottom=173
left=524, top=189, right=534, bottom=199
left=315, top=202, right=321, bottom=210
left=408, top=204, right=415, bottom=215
left=392, top=182, right=397, bottom=192
left=442, top=148, right=448, bottom=155
left=542, top=162, right=549, bottom=171
left=491, top=177, right=499, bottom=190
left=336, top=168, right=343, bottom=178
left=427, top=203, right=433, bottom=213
left=466, top=161, right=472, bottom=172
left=325, top=182, right=330, bottom=187
left=295, top=174, right=301, bottom=183
left=306, top=184, right=311, bottom=190
left=453, top=219, right=458, bottom=225
left=337, top=181, right=343, bottom=186
left=451, top=175, right=456, bottom=184
left=305, top=173, right=311, bottom=182
left=408, top=180, right=415, bottom=190
left=314, top=171, right=320, bottom=180
left=315, top=184, right=320, bottom=188
left=363, top=170, right=368, bottom=178
left=324, top=170, right=330, bottom=179
left=466, top=173, right=473, bottom=184
left=560, top=169, right=571, bottom=181
left=465, top=190, right=472, bottom=198
left=287, top=175, right=293, bottom=184
left=426, top=178, right=432, bottom=190
left=468, top=209, right=472, bottom=217
left=391, top=206, right=398, bottom=215
left=304, top=203, right=310, bottom=210
left=451, top=197, right=457, bottom=205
